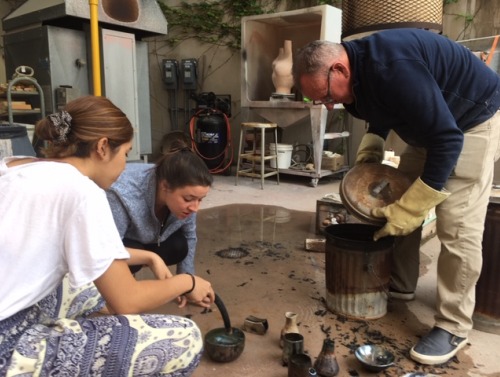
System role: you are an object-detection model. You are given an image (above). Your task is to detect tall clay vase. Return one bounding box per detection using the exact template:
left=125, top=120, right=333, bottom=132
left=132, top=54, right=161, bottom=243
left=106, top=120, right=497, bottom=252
left=313, top=338, right=340, bottom=377
left=271, top=40, right=294, bottom=94
left=280, top=311, right=300, bottom=348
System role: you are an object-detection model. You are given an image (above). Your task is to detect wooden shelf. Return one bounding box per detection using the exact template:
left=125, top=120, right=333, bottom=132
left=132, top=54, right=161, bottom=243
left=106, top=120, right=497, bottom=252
left=0, top=91, right=39, bottom=97
left=240, top=153, right=278, bottom=162
left=1, top=110, right=41, bottom=116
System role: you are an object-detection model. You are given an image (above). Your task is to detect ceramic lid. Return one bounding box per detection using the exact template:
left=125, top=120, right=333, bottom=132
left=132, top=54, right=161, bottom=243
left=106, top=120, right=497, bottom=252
left=339, top=163, right=413, bottom=225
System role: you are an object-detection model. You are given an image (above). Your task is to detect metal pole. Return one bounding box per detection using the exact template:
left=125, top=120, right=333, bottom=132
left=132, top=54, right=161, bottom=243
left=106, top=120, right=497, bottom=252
left=89, top=0, right=102, bottom=96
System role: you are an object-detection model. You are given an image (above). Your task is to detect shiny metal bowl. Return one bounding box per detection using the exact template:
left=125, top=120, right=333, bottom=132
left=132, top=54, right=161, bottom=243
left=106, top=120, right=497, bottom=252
left=355, top=344, right=395, bottom=372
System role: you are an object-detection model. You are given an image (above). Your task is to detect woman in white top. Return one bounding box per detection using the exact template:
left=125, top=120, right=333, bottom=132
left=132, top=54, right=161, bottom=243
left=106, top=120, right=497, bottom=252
left=0, top=95, right=214, bottom=377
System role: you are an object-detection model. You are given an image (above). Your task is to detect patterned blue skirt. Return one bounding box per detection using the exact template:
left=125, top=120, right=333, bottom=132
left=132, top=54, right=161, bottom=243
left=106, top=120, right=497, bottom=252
left=0, top=278, right=203, bottom=376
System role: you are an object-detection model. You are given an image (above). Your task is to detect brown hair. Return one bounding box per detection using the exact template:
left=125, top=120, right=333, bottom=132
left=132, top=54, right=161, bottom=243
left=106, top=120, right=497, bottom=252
left=160, top=131, right=193, bottom=155
left=36, top=95, right=133, bottom=158
left=155, top=139, right=213, bottom=190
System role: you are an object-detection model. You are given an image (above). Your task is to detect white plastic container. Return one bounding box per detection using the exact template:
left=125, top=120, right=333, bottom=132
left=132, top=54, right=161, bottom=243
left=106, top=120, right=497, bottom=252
left=269, top=143, right=293, bottom=169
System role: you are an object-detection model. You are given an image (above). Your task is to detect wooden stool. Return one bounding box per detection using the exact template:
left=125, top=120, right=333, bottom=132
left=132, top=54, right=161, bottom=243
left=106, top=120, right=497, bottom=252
left=235, top=122, right=280, bottom=189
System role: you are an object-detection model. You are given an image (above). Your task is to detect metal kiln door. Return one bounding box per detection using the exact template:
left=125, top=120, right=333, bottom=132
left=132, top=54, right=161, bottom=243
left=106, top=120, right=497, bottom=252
left=101, top=28, right=141, bottom=160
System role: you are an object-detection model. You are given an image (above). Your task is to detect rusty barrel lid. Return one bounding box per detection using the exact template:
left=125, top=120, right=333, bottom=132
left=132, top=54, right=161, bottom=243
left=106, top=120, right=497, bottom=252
left=339, top=163, right=413, bottom=226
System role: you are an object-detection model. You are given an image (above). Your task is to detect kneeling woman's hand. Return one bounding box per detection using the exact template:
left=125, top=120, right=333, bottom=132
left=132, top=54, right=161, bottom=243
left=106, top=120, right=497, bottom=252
left=183, top=274, right=215, bottom=308
left=148, top=253, right=174, bottom=280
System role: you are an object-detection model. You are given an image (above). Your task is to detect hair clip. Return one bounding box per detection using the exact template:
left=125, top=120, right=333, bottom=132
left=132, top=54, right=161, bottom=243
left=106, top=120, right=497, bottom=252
left=48, top=110, right=72, bottom=143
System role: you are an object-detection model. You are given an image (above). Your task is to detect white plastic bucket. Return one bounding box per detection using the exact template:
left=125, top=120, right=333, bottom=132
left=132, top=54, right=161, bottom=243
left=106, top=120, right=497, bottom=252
left=269, top=143, right=293, bottom=169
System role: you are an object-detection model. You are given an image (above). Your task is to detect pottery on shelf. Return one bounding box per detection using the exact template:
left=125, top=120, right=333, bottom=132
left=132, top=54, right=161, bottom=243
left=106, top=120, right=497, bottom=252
left=271, top=40, right=294, bottom=94
left=280, top=311, right=300, bottom=348
left=313, top=338, right=340, bottom=377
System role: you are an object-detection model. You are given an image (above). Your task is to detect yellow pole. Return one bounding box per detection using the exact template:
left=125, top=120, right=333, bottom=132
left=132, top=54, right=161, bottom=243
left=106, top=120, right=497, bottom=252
left=89, top=0, right=102, bottom=96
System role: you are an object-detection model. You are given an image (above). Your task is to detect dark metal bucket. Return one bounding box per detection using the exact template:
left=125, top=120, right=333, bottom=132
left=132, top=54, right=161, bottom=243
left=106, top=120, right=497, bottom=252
left=473, top=200, right=500, bottom=335
left=324, top=223, right=394, bottom=319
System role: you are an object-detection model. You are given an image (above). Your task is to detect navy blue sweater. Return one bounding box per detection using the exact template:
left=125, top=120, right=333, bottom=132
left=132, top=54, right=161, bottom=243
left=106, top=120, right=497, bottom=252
left=342, top=28, right=500, bottom=190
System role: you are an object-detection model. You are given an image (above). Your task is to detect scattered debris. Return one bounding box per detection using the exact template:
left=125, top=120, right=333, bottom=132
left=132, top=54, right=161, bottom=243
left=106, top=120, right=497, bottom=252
left=320, top=324, right=331, bottom=337
left=314, top=309, right=328, bottom=317
left=202, top=212, right=474, bottom=376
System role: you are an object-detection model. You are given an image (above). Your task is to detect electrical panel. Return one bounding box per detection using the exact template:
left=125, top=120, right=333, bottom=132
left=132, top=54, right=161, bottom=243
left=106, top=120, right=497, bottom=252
left=181, top=59, right=198, bottom=90
left=162, top=59, right=179, bottom=90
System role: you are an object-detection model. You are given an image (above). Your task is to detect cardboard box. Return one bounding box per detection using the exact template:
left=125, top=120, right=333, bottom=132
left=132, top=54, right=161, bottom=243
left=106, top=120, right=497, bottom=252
left=316, top=197, right=349, bottom=234
left=322, top=154, right=344, bottom=171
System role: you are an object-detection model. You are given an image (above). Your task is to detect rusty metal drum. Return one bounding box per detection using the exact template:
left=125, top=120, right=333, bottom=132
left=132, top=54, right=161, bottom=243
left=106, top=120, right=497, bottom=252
left=324, top=223, right=394, bottom=319
left=473, top=198, right=500, bottom=335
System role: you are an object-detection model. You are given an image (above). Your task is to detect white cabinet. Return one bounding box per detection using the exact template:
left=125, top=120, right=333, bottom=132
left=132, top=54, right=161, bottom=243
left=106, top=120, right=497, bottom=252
left=241, top=5, right=347, bottom=186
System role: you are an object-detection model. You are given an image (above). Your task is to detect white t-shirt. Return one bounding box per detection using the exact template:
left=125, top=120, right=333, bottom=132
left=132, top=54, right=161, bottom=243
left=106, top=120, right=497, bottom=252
left=0, top=157, right=130, bottom=320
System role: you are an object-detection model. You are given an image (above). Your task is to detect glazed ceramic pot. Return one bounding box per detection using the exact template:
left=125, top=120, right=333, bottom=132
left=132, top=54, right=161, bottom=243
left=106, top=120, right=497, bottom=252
left=313, top=338, right=339, bottom=377
left=280, top=311, right=300, bottom=348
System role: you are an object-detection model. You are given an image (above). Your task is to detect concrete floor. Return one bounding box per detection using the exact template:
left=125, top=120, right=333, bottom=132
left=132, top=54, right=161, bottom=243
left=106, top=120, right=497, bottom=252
left=143, top=172, right=500, bottom=377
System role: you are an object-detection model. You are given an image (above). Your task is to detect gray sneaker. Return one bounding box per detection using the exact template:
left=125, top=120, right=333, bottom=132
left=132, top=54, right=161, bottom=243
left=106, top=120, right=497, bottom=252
left=410, top=327, right=468, bottom=365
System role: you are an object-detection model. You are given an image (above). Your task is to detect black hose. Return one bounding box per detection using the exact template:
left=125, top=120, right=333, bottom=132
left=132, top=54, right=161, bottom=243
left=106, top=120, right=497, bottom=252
left=214, top=293, right=232, bottom=333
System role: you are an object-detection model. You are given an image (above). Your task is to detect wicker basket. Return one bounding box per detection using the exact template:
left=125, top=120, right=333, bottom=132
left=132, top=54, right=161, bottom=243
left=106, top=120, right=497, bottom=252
left=342, top=0, right=443, bottom=40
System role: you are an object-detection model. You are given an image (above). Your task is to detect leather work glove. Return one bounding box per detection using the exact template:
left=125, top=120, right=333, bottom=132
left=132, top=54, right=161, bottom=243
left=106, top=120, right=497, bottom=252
left=355, top=133, right=385, bottom=165
left=371, top=177, right=450, bottom=241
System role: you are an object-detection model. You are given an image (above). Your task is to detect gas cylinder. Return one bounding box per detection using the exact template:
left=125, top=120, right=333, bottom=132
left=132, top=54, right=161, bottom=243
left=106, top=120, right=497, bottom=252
left=194, top=112, right=227, bottom=170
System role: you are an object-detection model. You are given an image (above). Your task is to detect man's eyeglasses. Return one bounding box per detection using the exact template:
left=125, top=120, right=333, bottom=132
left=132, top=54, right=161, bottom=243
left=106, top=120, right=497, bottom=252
left=313, top=68, right=335, bottom=106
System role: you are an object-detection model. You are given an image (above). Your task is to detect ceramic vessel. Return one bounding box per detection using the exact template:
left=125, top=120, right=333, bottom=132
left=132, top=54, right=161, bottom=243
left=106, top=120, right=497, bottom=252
left=271, top=40, right=294, bottom=94
left=288, top=353, right=312, bottom=377
left=282, top=333, right=304, bottom=366
left=280, top=311, right=300, bottom=348
left=313, top=338, right=339, bottom=377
